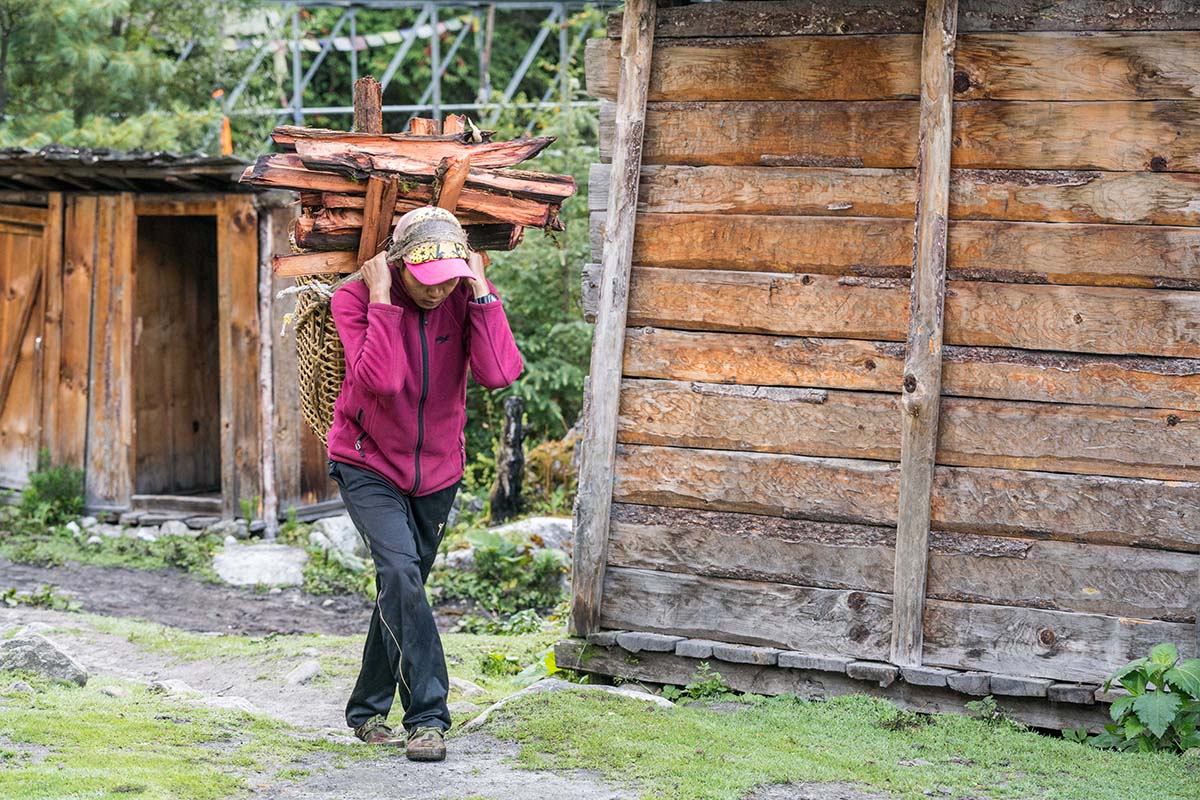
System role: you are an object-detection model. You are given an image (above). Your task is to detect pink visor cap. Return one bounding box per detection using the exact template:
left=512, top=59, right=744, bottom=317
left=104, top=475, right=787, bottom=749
left=402, top=256, right=476, bottom=286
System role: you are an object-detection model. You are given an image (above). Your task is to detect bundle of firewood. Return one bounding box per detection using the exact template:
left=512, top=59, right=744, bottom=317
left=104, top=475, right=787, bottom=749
left=238, top=83, right=576, bottom=279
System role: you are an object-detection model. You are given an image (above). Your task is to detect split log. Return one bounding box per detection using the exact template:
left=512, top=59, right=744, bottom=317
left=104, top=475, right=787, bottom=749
left=271, top=126, right=550, bottom=167
left=409, top=117, right=441, bottom=135
left=278, top=224, right=524, bottom=274
left=353, top=77, right=383, bottom=134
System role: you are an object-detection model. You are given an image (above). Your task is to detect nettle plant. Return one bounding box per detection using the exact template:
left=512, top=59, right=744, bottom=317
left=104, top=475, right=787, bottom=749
left=1064, top=642, right=1200, bottom=753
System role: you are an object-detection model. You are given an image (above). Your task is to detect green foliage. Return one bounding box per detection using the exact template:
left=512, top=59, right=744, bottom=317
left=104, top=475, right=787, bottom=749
left=1, top=583, right=81, bottom=612
left=660, top=662, right=737, bottom=704
left=512, top=644, right=562, bottom=687
left=1065, top=642, right=1200, bottom=754
left=480, top=650, right=523, bottom=677
left=456, top=608, right=546, bottom=636
left=238, top=494, right=261, bottom=523
left=877, top=707, right=935, bottom=732
left=431, top=525, right=567, bottom=616
left=11, top=448, right=84, bottom=532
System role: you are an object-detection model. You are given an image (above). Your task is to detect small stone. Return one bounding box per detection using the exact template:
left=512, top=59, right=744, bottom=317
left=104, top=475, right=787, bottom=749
left=138, top=512, right=187, bottom=526
left=118, top=511, right=143, bottom=526
left=206, top=520, right=243, bottom=539
left=185, top=516, right=221, bottom=530
left=85, top=535, right=102, bottom=546
left=1048, top=682, right=1098, bottom=705
left=224, top=535, right=238, bottom=547
left=99, top=685, right=128, bottom=698
left=93, top=523, right=125, bottom=539
left=79, top=516, right=98, bottom=529
left=440, top=547, right=475, bottom=572
left=846, top=660, right=899, bottom=687
left=6, top=680, right=35, bottom=694
left=149, top=679, right=200, bottom=696
left=212, top=541, right=307, bottom=587
left=489, top=516, right=573, bottom=553
left=615, top=631, right=683, bottom=653
left=285, top=659, right=322, bottom=685
left=311, top=513, right=368, bottom=559
left=779, top=651, right=854, bottom=673
left=249, top=520, right=267, bottom=534
left=268, top=587, right=282, bottom=595
left=65, top=521, right=82, bottom=536
left=301, top=647, right=318, bottom=657
left=192, top=695, right=258, bottom=714
left=946, top=671, right=991, bottom=696
left=448, top=701, right=481, bottom=715
left=711, top=643, right=780, bottom=666
left=449, top=676, right=486, bottom=698
left=0, top=635, right=88, bottom=686
left=135, top=526, right=160, bottom=543
left=160, top=520, right=194, bottom=538
left=321, top=599, right=335, bottom=607
left=586, top=630, right=622, bottom=648
left=899, top=665, right=957, bottom=687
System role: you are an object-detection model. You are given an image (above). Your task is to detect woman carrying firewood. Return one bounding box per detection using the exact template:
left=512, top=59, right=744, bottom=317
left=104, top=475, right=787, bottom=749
left=325, top=205, right=523, bottom=761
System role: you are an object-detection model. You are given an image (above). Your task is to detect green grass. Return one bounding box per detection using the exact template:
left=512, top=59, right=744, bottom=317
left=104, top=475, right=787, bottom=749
left=0, top=530, right=224, bottom=583
left=482, top=686, right=1200, bottom=800
left=0, top=673, right=375, bottom=800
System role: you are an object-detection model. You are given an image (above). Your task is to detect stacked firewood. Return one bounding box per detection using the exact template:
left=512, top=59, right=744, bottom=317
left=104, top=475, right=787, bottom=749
left=238, top=88, right=576, bottom=278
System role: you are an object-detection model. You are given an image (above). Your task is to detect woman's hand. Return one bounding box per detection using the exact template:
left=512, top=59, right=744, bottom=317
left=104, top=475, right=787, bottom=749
left=361, top=251, right=392, bottom=303
left=467, top=249, right=490, bottom=299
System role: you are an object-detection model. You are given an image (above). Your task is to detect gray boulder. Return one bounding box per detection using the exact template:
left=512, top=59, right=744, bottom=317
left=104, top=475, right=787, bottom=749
left=0, top=635, right=88, bottom=686
left=79, top=516, right=99, bottom=529
left=160, top=520, right=196, bottom=539
left=285, top=659, right=322, bottom=685
left=491, top=516, right=573, bottom=553
left=206, top=519, right=248, bottom=540
left=311, top=513, right=368, bottom=559
left=212, top=542, right=307, bottom=587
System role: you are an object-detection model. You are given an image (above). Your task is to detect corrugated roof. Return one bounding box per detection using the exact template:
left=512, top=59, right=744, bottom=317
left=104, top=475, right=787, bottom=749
left=0, top=144, right=255, bottom=193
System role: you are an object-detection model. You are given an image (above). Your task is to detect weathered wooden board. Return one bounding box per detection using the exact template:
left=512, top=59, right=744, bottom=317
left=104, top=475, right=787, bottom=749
left=588, top=32, right=1200, bottom=102
left=556, top=639, right=1112, bottom=733
left=607, top=504, right=1198, bottom=622
left=605, top=2, right=1200, bottom=37
left=599, top=564, right=1193, bottom=683
left=57, top=196, right=95, bottom=470
left=612, top=444, right=1200, bottom=552
left=600, top=100, right=1200, bottom=172
left=616, top=378, right=1199, bottom=481
left=621, top=328, right=1200, bottom=412
left=0, top=210, right=46, bottom=487
left=585, top=267, right=1200, bottom=358
left=35, top=194, right=63, bottom=462
left=217, top=196, right=263, bottom=518
left=590, top=212, right=1200, bottom=287
left=84, top=194, right=136, bottom=510
left=589, top=164, right=1200, bottom=227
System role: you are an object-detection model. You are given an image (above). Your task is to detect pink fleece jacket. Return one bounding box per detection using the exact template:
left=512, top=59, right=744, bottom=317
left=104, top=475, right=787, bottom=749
left=326, top=266, right=524, bottom=496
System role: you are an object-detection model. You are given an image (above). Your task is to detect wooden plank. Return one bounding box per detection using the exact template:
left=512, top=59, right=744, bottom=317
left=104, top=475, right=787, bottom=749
left=588, top=32, right=1200, bottom=102
left=0, top=261, right=43, bottom=415
left=621, top=328, right=1200, bottom=412
left=0, top=204, right=47, bottom=227
left=270, top=207, right=304, bottom=513
left=569, top=0, right=655, bottom=639
left=133, top=196, right=223, bottom=216
left=606, top=2, right=1200, bottom=38
left=616, top=378, right=1200, bottom=481
left=586, top=267, right=1200, bottom=358
left=607, top=504, right=1198, bottom=623
left=217, top=196, right=262, bottom=519
left=37, top=194, right=63, bottom=461
left=600, top=564, right=1192, bottom=683
left=601, top=100, right=1200, bottom=172
left=84, top=194, right=135, bottom=510
left=57, top=196, right=95, bottom=470
left=590, top=163, right=1200, bottom=227
left=556, top=638, right=1113, bottom=734
left=591, top=212, right=1200, bottom=288
left=893, top=0, right=958, bottom=669
left=613, top=444, right=1200, bottom=552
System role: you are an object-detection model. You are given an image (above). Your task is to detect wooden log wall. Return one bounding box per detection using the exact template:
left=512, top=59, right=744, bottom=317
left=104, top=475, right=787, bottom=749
left=584, top=0, right=1200, bottom=684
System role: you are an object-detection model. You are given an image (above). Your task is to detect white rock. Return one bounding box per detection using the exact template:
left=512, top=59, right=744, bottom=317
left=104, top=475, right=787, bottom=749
left=311, top=513, right=368, bottom=558
left=462, top=677, right=673, bottom=731
left=206, top=519, right=244, bottom=540
left=159, top=520, right=194, bottom=538
left=85, top=535, right=102, bottom=546
left=135, top=526, right=160, bottom=543
left=448, top=676, right=487, bottom=698
left=442, top=547, right=476, bottom=572
left=191, top=695, right=259, bottom=714
left=99, top=685, right=128, bottom=698
left=7, top=680, right=36, bottom=693
left=321, top=598, right=334, bottom=607
left=93, top=523, right=125, bottom=539
left=65, top=521, right=82, bottom=536
left=149, top=679, right=201, bottom=696
left=79, top=516, right=99, bottom=529
left=0, top=635, right=89, bottom=686
left=285, top=659, right=322, bottom=685
left=212, top=542, right=308, bottom=587
left=223, top=535, right=238, bottom=547
left=490, top=516, right=573, bottom=553
left=448, top=701, right=481, bottom=715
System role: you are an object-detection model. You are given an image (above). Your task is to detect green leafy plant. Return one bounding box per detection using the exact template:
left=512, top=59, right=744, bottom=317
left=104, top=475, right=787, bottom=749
left=430, top=526, right=567, bottom=616
left=8, top=448, right=85, bottom=535
left=660, top=662, right=736, bottom=703
left=238, top=494, right=261, bottom=525
left=2, top=583, right=81, bottom=612
left=512, top=645, right=562, bottom=687
left=1064, top=642, right=1200, bottom=753
left=481, top=650, right=523, bottom=677
left=456, top=608, right=546, bottom=636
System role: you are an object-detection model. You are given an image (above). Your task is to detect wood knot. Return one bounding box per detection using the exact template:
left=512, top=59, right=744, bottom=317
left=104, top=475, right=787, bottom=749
left=903, top=374, right=918, bottom=393
left=1167, top=414, right=1180, bottom=427
left=1150, top=156, right=1168, bottom=171
left=864, top=359, right=876, bottom=372
left=847, top=591, right=867, bottom=611
left=848, top=623, right=870, bottom=642
left=953, top=71, right=971, bottom=93
left=1037, top=627, right=1056, bottom=647
left=1072, top=313, right=1083, bottom=325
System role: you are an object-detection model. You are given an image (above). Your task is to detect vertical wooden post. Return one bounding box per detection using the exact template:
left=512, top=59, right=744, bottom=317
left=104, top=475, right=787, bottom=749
left=890, top=0, right=958, bottom=667
left=353, top=77, right=383, bottom=134
left=257, top=204, right=279, bottom=538
left=569, top=0, right=655, bottom=638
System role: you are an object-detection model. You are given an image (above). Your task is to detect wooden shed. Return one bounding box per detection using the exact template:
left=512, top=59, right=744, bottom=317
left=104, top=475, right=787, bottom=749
left=0, top=146, right=334, bottom=526
left=560, top=0, right=1200, bottom=731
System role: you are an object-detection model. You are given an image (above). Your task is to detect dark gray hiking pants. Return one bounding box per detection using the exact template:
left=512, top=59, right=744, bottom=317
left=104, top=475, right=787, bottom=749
left=327, top=457, right=459, bottom=733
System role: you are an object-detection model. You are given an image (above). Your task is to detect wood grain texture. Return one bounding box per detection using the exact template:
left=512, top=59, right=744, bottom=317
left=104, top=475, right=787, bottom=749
left=621, top=328, right=1200, bottom=412
left=569, top=0, right=655, bottom=639
left=585, top=266, right=1200, bottom=358
left=589, top=163, right=1200, bottom=227
left=588, top=32, right=1200, bottom=102
left=57, top=196, right=95, bottom=470
left=84, top=194, right=136, bottom=510
left=218, top=196, right=263, bottom=519
left=613, top=444, right=1200, bottom=552
left=599, top=563, right=1193, bottom=683
left=608, top=504, right=1198, bottom=622
left=600, top=99, right=1200, bottom=172
left=605, top=1, right=1200, bottom=38
left=36, top=194, right=63, bottom=461
left=616, top=378, right=1200, bottom=481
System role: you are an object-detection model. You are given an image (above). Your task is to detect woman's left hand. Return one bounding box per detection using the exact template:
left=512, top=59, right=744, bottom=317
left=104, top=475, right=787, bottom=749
left=467, top=249, right=490, bottom=298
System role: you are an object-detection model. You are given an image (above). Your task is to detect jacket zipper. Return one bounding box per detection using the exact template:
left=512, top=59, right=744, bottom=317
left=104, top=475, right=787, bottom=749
left=413, top=309, right=429, bottom=493
left=355, top=408, right=367, bottom=458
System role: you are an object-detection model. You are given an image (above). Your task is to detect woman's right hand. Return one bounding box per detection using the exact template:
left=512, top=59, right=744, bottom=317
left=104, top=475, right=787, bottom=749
left=361, top=251, right=392, bottom=303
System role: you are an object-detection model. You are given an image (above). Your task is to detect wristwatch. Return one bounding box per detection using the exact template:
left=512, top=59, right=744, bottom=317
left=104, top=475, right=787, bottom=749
left=471, top=292, right=499, bottom=304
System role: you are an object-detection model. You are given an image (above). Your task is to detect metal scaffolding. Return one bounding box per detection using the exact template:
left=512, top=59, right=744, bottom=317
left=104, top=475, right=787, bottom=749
left=221, top=1, right=613, bottom=148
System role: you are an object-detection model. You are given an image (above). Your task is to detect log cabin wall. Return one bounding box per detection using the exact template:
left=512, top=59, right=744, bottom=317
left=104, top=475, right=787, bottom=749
left=581, top=0, right=1199, bottom=689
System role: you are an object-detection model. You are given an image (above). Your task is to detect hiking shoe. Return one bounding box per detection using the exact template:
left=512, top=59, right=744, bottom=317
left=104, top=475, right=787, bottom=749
left=405, top=726, right=447, bottom=761
left=353, top=714, right=405, bottom=746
